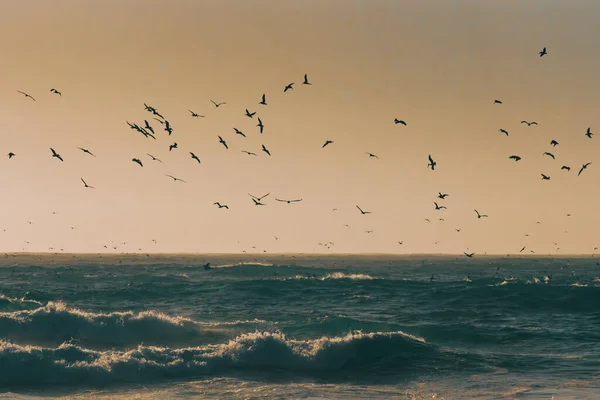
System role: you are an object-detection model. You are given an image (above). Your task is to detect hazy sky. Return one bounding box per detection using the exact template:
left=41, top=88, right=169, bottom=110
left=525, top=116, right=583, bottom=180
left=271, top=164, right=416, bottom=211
left=1, top=0, right=600, bottom=254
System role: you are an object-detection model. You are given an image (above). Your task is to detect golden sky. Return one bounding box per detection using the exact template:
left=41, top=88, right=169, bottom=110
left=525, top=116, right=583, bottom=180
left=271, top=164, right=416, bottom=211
left=1, top=0, right=599, bottom=254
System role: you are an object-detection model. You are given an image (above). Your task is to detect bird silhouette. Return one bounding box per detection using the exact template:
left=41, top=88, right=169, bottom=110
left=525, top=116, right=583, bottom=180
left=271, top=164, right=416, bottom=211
left=585, top=127, right=593, bottom=138
left=550, top=140, right=559, bottom=147
left=262, top=144, right=271, bottom=156
left=144, top=120, right=155, bottom=134
left=356, top=205, right=371, bottom=214
left=77, top=147, right=96, bottom=157
left=132, top=158, right=143, bottom=167
left=428, top=155, right=436, bottom=170
left=249, top=193, right=270, bottom=201
left=494, top=100, right=502, bottom=104
left=541, top=174, right=550, bottom=180
left=17, top=91, right=35, bottom=101
left=257, top=118, right=264, bottom=134
left=302, top=74, right=311, bottom=85
left=578, top=162, right=592, bottom=176
left=509, top=155, right=522, bottom=161
left=542, top=152, right=555, bottom=159
left=245, top=109, right=256, bottom=118
left=190, top=152, right=201, bottom=163
left=539, top=47, right=547, bottom=57
left=169, top=142, right=178, bottom=151
left=146, top=153, right=162, bottom=163
left=8, top=152, right=15, bottom=159
left=322, top=140, right=334, bottom=148
left=276, top=198, right=302, bottom=204
left=434, top=202, right=447, bottom=210
left=464, top=252, right=475, bottom=258
left=475, top=209, right=488, bottom=219
left=241, top=150, right=257, bottom=156
left=394, top=119, right=407, bottom=126
left=561, top=166, right=571, bottom=171
left=365, top=152, right=379, bottom=159
left=189, top=110, right=204, bottom=118
left=165, top=174, right=186, bottom=183
left=50, top=148, right=63, bottom=162
left=211, top=100, right=226, bottom=108
left=259, top=94, right=267, bottom=105
left=499, top=129, right=509, bottom=136
left=217, top=136, right=228, bottom=149
left=214, top=202, right=229, bottom=209
left=438, top=193, right=449, bottom=199
left=284, top=83, right=294, bottom=92
left=233, top=128, right=246, bottom=137
left=81, top=178, right=95, bottom=189
left=521, top=121, right=538, bottom=126
left=50, top=88, right=61, bottom=96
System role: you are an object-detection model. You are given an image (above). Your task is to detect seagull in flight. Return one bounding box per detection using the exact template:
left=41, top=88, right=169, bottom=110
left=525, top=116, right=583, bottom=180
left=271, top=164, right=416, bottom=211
left=438, top=193, right=449, bottom=199
left=211, top=100, right=226, bottom=108
left=539, top=47, right=547, bottom=57
left=276, top=198, right=303, bottom=204
left=132, top=158, right=143, bottom=167
left=50, top=88, right=61, bottom=96
left=322, top=140, right=334, bottom=148
left=365, top=152, right=379, bottom=159
left=218, top=136, right=228, bottom=149
left=520, top=246, right=526, bottom=253
left=550, top=140, right=559, bottom=147
left=427, top=155, right=436, bottom=170
left=214, top=202, right=229, bottom=209
left=394, top=119, right=407, bottom=126
left=356, top=205, right=371, bottom=215
left=146, top=153, right=162, bottom=162
left=434, top=202, right=447, bottom=210
left=494, top=100, right=502, bottom=104
left=474, top=209, right=488, bottom=219
left=249, top=193, right=270, bottom=201
left=259, top=94, right=267, bottom=105
left=241, top=150, right=257, bottom=156
left=233, top=128, right=246, bottom=137
left=245, top=109, right=256, bottom=118
left=8, top=152, right=15, bottom=159
left=169, top=142, right=178, bottom=151
left=17, top=91, right=35, bottom=101
left=521, top=120, right=538, bottom=126
left=262, top=144, right=271, bottom=156
left=77, top=147, right=96, bottom=157
left=302, top=74, right=311, bottom=85
left=190, top=152, right=201, bottom=163
left=464, top=252, right=475, bottom=258
left=189, top=110, right=204, bottom=118
left=50, top=148, right=63, bottom=161
left=144, top=120, right=155, bottom=135
left=284, top=82, right=294, bottom=92
left=499, top=129, right=509, bottom=136
left=561, top=165, right=570, bottom=171
left=542, top=152, right=555, bottom=159
left=578, top=162, right=592, bottom=176
left=509, top=155, right=522, bottom=161
left=541, top=174, right=550, bottom=180
left=81, top=178, right=95, bottom=189
left=257, top=117, right=264, bottom=134
left=165, top=174, right=186, bottom=183
left=585, top=127, right=593, bottom=138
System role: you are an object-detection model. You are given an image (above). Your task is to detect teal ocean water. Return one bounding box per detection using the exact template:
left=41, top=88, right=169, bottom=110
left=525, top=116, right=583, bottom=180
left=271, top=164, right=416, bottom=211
left=0, top=254, right=598, bottom=399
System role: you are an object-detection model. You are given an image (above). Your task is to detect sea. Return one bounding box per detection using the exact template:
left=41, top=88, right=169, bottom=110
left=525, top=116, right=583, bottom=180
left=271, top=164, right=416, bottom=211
left=0, top=254, right=598, bottom=399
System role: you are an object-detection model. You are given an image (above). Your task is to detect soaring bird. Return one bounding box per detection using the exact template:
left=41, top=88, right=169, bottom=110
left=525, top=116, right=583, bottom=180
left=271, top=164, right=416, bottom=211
left=499, top=129, right=509, bottom=136
left=539, top=47, right=547, bottom=57
left=169, top=142, right=178, bottom=151
left=541, top=174, right=550, bottom=180
left=585, top=127, right=593, bottom=138
left=50, top=88, right=61, bottom=96
left=144, top=120, right=155, bottom=135
left=521, top=120, right=538, bottom=126
left=189, top=110, right=204, bottom=118
left=365, top=152, right=379, bottom=159
left=322, top=140, right=334, bottom=148
left=8, top=152, right=15, bottom=159
left=284, top=83, right=294, bottom=92
left=302, top=74, right=311, bottom=85
left=257, top=117, right=264, bottom=134
left=50, top=148, right=63, bottom=161
left=146, top=153, right=162, bottom=162
left=356, top=205, right=371, bottom=215
left=578, top=162, right=592, bottom=176
left=259, top=94, right=267, bottom=105
left=428, top=155, right=436, bottom=170
left=509, top=155, right=522, bottom=161
left=550, top=140, right=559, bottom=147
left=17, top=91, right=35, bottom=101
left=276, top=198, right=302, bottom=204
left=77, top=147, right=96, bottom=157
left=394, top=119, right=407, bottom=125
left=165, top=174, right=186, bottom=183
left=241, top=150, right=257, bottom=156
left=438, top=193, right=449, bottom=199
left=434, top=202, right=447, bottom=210
left=520, top=246, right=526, bottom=253
left=245, top=109, right=256, bottom=118
left=190, top=152, right=201, bottom=163
left=494, top=100, right=502, bottom=104
left=164, top=120, right=173, bottom=135
left=464, top=252, right=475, bottom=258
left=561, top=165, right=571, bottom=171
left=252, top=198, right=266, bottom=206
left=262, top=144, right=271, bottom=156
left=542, top=152, right=555, bottom=159
left=81, top=178, right=95, bottom=189
left=211, top=100, right=226, bottom=108
left=132, top=158, right=143, bottom=167
left=233, top=128, right=246, bottom=137
left=249, top=193, right=270, bottom=201
left=214, top=202, right=229, bottom=209
left=474, top=209, right=488, bottom=219
left=218, top=136, right=228, bottom=149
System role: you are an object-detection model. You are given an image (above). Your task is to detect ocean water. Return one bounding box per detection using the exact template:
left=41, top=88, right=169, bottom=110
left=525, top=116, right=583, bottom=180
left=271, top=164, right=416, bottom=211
left=0, top=254, right=598, bottom=399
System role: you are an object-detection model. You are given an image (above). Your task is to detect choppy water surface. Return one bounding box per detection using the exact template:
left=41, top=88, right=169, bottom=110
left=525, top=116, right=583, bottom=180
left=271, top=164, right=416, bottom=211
left=0, top=254, right=598, bottom=399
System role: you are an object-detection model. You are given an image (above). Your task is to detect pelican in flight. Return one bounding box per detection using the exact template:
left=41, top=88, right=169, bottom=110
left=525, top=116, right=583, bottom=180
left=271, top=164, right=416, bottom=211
left=585, top=127, right=593, bottom=138
left=233, top=128, right=246, bottom=137
left=302, top=74, right=311, bottom=85
left=190, top=152, right=201, bottom=163
left=218, top=136, right=228, bottom=149
left=394, top=119, right=407, bottom=126
left=211, top=100, right=226, bottom=108
left=50, top=88, right=61, bottom=96
left=509, top=155, right=521, bottom=161
left=539, top=47, right=547, bottom=57
left=165, top=174, right=186, bottom=183
left=8, top=152, right=15, bottom=159
left=132, top=158, right=143, bottom=167
left=427, top=155, right=436, bottom=170
left=542, top=152, right=555, bottom=159
left=322, top=140, right=334, bottom=148
left=245, top=109, right=256, bottom=118
left=284, top=82, right=294, bottom=92
left=77, top=147, right=96, bottom=157
left=169, top=142, right=178, bottom=151
left=276, top=198, right=302, bottom=204
left=262, top=145, right=271, bottom=156
left=81, top=178, right=95, bottom=189
left=50, top=148, right=63, bottom=161
left=257, top=117, right=264, bottom=134
left=494, top=100, right=502, bottom=104
left=475, top=209, right=488, bottom=219
left=17, top=91, right=35, bottom=101
left=241, top=150, right=257, bottom=156
left=434, top=202, right=447, bottom=210
left=146, top=153, right=162, bottom=162
left=189, top=110, right=204, bottom=118
left=259, top=94, right=267, bottom=105
left=541, top=174, right=550, bottom=180
left=521, top=120, right=538, bottom=126
left=499, top=129, right=509, bottom=136
left=214, top=202, right=229, bottom=209
left=356, top=205, right=371, bottom=215
left=578, top=162, right=592, bottom=176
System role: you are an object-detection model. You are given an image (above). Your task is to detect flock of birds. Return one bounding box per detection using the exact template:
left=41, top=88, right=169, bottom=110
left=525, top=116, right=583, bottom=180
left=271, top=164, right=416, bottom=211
left=4, top=47, right=599, bottom=256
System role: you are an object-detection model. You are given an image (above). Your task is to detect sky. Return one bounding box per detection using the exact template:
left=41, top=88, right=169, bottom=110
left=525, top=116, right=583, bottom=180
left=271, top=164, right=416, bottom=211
left=1, top=0, right=600, bottom=254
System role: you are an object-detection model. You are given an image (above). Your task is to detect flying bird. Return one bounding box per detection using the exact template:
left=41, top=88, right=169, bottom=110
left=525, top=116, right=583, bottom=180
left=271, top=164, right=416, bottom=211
left=81, top=178, right=95, bottom=189
left=302, top=74, right=311, bottom=85
left=438, top=193, right=449, bottom=199
left=322, top=140, right=334, bottom=148
left=241, top=150, right=257, bottom=156
left=218, top=136, right=228, bottom=149
left=164, top=120, right=173, bottom=135
left=169, top=142, right=178, bottom=151
left=428, top=155, right=436, bottom=170
left=276, top=198, right=302, bottom=204
left=50, top=148, right=63, bottom=162
left=214, top=202, right=229, bottom=209
left=8, top=152, right=15, bottom=159
left=541, top=174, right=550, bottom=180
left=394, top=119, right=407, bottom=126
left=144, top=120, right=154, bottom=134
left=189, top=110, right=204, bottom=118
left=499, top=129, right=509, bottom=136
left=132, top=158, right=143, bottom=167
left=539, top=47, right=547, bottom=57
left=475, top=209, right=488, bottom=219
left=190, top=152, right=201, bottom=164
left=165, top=174, right=186, bottom=183
left=284, top=83, right=294, bottom=92
left=262, top=144, right=271, bottom=156
left=542, top=152, right=555, bottom=159
left=494, top=100, right=502, bottom=104
left=464, top=252, right=475, bottom=258
left=259, top=94, right=267, bottom=105
left=17, top=91, right=35, bottom=101
left=365, top=152, right=379, bottom=159
left=146, top=153, right=162, bottom=162
left=550, top=140, right=559, bottom=147
left=585, top=127, right=593, bottom=138
left=211, top=100, right=226, bottom=108
left=509, top=155, right=522, bottom=161
left=434, top=202, right=447, bottom=210
left=520, top=246, right=526, bottom=253
left=233, top=128, right=246, bottom=137
left=356, top=205, right=371, bottom=215
left=257, top=118, right=264, bottom=134
left=245, top=109, right=256, bottom=118
left=561, top=166, right=570, bottom=171
left=77, top=147, right=96, bottom=157
left=521, top=121, right=538, bottom=126
left=249, top=193, right=270, bottom=201
left=50, top=88, right=61, bottom=96
left=578, top=162, right=592, bottom=176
